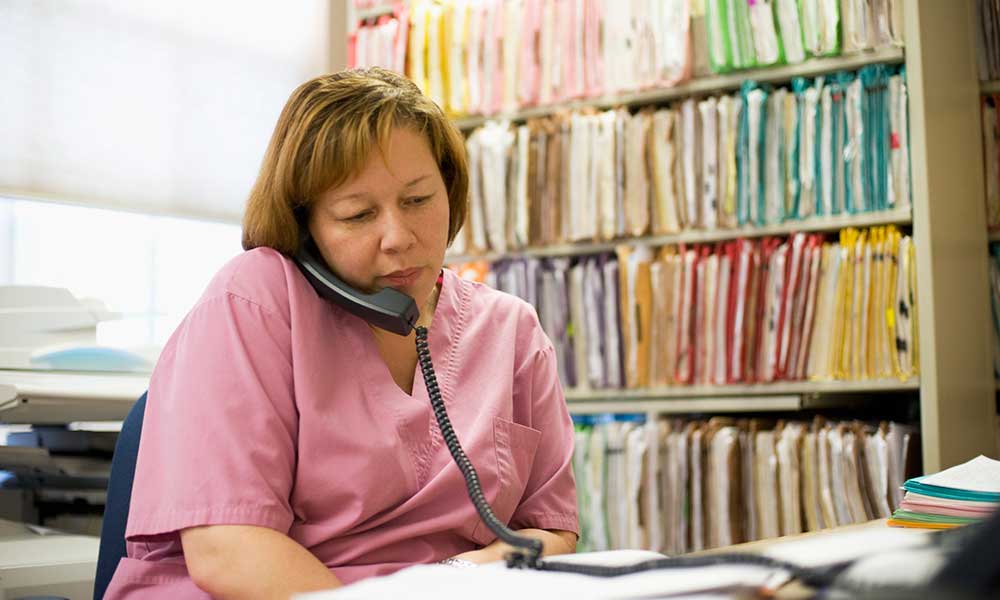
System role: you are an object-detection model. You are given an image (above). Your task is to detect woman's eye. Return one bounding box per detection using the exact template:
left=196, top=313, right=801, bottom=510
left=342, top=211, right=372, bottom=223
left=407, top=195, right=433, bottom=206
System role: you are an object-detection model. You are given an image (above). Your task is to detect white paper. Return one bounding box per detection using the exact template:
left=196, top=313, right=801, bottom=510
left=920, top=455, right=1000, bottom=493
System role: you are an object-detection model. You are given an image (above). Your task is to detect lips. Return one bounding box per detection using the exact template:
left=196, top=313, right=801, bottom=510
left=380, top=267, right=423, bottom=287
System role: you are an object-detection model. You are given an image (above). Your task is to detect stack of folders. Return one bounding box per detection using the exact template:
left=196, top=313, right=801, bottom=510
left=350, top=1, right=904, bottom=117
left=571, top=414, right=920, bottom=554
left=483, top=226, right=918, bottom=390
left=350, top=0, right=694, bottom=116
left=888, top=455, right=1000, bottom=530
left=976, top=0, right=1000, bottom=81
left=453, top=64, right=910, bottom=256
left=704, top=0, right=903, bottom=73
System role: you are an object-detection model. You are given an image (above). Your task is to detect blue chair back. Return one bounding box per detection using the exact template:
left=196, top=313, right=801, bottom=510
left=93, top=392, right=147, bottom=600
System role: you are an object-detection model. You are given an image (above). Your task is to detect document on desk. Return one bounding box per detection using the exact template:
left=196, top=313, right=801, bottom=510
left=299, top=558, right=792, bottom=600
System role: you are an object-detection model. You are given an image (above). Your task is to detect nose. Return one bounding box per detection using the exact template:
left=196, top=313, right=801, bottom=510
left=379, top=208, right=417, bottom=254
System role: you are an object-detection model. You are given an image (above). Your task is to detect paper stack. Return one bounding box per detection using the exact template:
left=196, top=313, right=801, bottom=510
left=888, top=455, right=1000, bottom=529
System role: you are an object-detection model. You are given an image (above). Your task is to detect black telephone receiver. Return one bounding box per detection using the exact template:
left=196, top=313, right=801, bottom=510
left=294, top=230, right=419, bottom=337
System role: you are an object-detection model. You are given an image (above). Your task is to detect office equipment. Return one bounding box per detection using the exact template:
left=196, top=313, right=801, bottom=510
left=0, top=518, right=99, bottom=600
left=0, top=286, right=151, bottom=373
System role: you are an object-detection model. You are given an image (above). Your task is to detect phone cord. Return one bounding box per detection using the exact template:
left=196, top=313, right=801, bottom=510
left=416, top=326, right=848, bottom=582
left=414, top=326, right=544, bottom=569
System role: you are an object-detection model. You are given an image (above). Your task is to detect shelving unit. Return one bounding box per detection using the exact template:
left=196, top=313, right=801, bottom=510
left=331, top=1, right=998, bottom=472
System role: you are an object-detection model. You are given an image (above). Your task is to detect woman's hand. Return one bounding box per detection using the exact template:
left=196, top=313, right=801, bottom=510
left=449, top=528, right=578, bottom=565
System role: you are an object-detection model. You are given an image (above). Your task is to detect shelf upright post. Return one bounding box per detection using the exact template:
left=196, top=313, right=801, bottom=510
left=905, top=0, right=997, bottom=471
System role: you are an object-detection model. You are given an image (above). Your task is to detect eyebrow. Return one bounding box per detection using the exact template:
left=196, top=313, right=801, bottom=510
left=334, top=174, right=433, bottom=202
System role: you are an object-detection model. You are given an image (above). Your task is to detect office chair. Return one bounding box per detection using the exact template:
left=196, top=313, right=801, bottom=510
left=93, top=392, right=147, bottom=600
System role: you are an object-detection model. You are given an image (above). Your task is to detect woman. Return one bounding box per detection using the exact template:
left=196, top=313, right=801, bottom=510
left=104, top=67, right=578, bottom=599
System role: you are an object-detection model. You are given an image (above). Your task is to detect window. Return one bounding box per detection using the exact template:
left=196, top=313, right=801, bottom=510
left=0, top=197, right=243, bottom=357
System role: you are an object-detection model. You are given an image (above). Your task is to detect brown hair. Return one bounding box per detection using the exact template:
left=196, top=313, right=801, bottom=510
left=241, top=67, right=468, bottom=254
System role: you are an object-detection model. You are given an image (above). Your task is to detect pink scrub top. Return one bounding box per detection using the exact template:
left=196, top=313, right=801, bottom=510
left=104, top=248, right=578, bottom=598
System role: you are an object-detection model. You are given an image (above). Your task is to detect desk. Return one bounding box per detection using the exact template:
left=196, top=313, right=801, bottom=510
left=300, top=520, right=936, bottom=600
left=692, top=519, right=934, bottom=598
left=0, top=369, right=148, bottom=424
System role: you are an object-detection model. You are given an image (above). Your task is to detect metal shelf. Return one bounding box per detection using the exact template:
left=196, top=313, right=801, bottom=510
left=565, top=378, right=919, bottom=415
left=567, top=395, right=802, bottom=415
left=446, top=207, right=912, bottom=264
left=451, top=47, right=905, bottom=130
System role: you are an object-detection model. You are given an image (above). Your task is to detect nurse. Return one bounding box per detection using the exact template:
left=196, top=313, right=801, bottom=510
left=104, top=67, right=578, bottom=599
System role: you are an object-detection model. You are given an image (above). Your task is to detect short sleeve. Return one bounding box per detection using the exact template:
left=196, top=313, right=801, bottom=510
left=126, top=291, right=297, bottom=541
left=508, top=344, right=580, bottom=535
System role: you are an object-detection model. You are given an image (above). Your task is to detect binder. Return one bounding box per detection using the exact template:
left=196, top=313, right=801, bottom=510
left=572, top=419, right=594, bottom=551
left=649, top=256, right=671, bottom=387
left=597, top=110, right=620, bottom=240
left=748, top=0, right=784, bottom=67
left=650, top=108, right=682, bottom=235
left=444, top=0, right=469, bottom=115
left=689, top=422, right=707, bottom=552
left=699, top=97, right=721, bottom=231
left=776, top=421, right=804, bottom=535
left=764, top=88, right=787, bottom=225
left=569, top=260, right=590, bottom=391
left=775, top=0, right=806, bottom=64
left=642, top=419, right=663, bottom=553
left=680, top=99, right=701, bottom=230
left=581, top=256, right=608, bottom=389
left=602, top=257, right=624, bottom=389
left=407, top=1, right=430, bottom=95
left=625, top=418, right=649, bottom=549
left=730, top=0, right=759, bottom=70
left=465, top=0, right=484, bottom=113
left=718, top=95, right=741, bottom=229
left=518, top=0, right=542, bottom=106
left=889, top=71, right=911, bottom=212
left=501, top=0, right=522, bottom=113
left=801, top=424, right=825, bottom=531
left=753, top=424, right=781, bottom=540
left=625, top=109, right=653, bottom=237
left=704, top=0, right=733, bottom=74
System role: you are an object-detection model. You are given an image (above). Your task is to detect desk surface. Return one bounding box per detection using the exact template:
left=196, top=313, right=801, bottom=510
left=0, top=369, right=148, bottom=424
left=693, top=518, right=905, bottom=556
left=693, top=519, right=934, bottom=598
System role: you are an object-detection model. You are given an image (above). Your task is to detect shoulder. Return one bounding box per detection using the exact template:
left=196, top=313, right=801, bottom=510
left=448, top=270, right=551, bottom=358
left=196, top=247, right=299, bottom=320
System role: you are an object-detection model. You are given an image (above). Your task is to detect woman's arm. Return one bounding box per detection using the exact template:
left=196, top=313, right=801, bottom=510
left=451, top=528, right=577, bottom=564
left=182, top=524, right=342, bottom=599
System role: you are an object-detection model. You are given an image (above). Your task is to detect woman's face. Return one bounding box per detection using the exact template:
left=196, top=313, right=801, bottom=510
left=308, top=127, right=450, bottom=310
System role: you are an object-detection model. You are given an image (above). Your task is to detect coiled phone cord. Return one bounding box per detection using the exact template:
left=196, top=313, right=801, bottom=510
left=416, top=325, right=845, bottom=583
left=415, top=326, right=544, bottom=569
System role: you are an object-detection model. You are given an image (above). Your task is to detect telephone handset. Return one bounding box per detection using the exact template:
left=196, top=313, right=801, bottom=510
left=295, top=231, right=419, bottom=337
left=292, top=228, right=545, bottom=568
